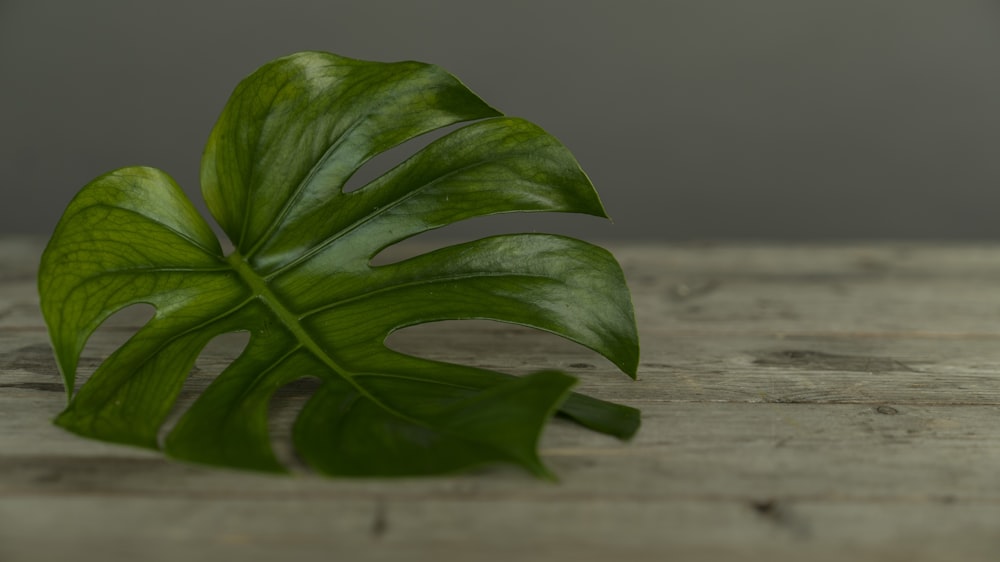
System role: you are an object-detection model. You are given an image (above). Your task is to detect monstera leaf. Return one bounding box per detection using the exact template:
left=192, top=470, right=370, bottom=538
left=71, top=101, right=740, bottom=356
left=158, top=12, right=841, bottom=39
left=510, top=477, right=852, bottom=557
left=38, top=51, right=639, bottom=478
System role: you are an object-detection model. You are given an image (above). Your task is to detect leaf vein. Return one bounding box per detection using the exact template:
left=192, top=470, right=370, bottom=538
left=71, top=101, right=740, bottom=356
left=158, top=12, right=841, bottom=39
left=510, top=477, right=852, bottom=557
left=296, top=271, right=551, bottom=319
left=266, top=153, right=519, bottom=280
left=78, top=203, right=223, bottom=259
left=243, top=118, right=366, bottom=259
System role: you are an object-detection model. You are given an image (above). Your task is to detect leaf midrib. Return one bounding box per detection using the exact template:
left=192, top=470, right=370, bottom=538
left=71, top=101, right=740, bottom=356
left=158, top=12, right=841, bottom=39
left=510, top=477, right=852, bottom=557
left=227, top=250, right=420, bottom=427
left=227, top=251, right=356, bottom=379
left=226, top=251, right=551, bottom=468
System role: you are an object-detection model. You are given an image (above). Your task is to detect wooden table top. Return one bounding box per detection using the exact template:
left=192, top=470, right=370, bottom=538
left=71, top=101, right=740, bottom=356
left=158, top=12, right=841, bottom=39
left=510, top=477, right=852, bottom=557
left=3, top=236, right=1000, bottom=561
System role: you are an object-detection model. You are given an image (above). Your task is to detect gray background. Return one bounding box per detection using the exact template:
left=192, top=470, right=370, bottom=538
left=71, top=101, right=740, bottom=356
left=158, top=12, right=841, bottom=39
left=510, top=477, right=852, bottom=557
left=3, top=0, right=1000, bottom=242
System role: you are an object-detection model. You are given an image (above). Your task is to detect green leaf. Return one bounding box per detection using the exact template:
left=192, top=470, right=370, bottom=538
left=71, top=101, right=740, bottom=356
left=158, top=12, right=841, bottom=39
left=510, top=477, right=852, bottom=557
left=38, top=51, right=640, bottom=478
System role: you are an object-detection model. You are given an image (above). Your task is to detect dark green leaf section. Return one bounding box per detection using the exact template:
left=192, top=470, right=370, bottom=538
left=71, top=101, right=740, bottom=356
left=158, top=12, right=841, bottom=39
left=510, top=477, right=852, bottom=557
left=263, top=117, right=609, bottom=277
left=39, top=51, right=641, bottom=478
left=295, top=371, right=576, bottom=479
left=201, top=51, right=502, bottom=263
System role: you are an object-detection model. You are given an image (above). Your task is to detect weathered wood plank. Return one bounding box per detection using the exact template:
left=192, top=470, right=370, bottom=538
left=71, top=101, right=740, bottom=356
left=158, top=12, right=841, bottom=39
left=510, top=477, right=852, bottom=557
left=11, top=325, right=1000, bottom=407
left=6, top=391, right=1000, bottom=501
left=7, top=238, right=1000, bottom=561
left=3, top=496, right=1000, bottom=562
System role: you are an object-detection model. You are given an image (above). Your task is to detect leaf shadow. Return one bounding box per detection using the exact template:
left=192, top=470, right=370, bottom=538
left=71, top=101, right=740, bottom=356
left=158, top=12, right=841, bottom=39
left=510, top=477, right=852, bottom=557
left=76, top=303, right=156, bottom=390
left=267, top=375, right=323, bottom=472
left=155, top=331, right=250, bottom=448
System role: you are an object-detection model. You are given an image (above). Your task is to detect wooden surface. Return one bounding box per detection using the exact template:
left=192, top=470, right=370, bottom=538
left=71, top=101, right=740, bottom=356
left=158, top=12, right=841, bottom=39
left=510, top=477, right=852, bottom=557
left=4, top=236, right=1000, bottom=561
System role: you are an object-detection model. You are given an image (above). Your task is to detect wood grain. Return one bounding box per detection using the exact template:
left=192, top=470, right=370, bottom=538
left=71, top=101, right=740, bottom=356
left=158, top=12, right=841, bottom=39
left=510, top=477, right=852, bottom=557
left=4, top=238, right=1000, bottom=561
